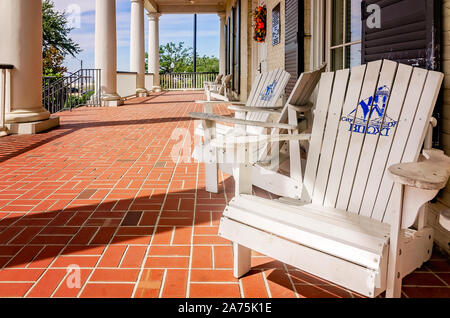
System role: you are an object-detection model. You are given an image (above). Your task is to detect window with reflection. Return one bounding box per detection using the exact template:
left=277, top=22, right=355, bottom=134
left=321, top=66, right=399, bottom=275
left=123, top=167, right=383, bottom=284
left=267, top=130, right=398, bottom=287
left=329, top=0, right=362, bottom=71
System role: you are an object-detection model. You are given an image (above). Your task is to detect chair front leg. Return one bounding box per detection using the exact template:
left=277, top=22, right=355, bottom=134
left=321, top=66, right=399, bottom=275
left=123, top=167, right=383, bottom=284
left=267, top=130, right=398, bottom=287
left=233, top=242, right=252, bottom=278
left=202, top=116, right=219, bottom=193
left=232, top=162, right=252, bottom=196
left=386, top=182, right=404, bottom=298
left=233, top=110, right=246, bottom=132
left=288, top=107, right=302, bottom=185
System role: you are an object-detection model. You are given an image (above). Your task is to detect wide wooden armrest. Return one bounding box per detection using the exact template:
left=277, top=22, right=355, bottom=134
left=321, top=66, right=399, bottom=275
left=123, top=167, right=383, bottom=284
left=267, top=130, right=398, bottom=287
left=388, top=149, right=450, bottom=190
left=210, top=133, right=311, bottom=148
left=189, top=112, right=298, bottom=130
left=229, top=101, right=246, bottom=106
left=195, top=100, right=229, bottom=104
left=228, top=105, right=282, bottom=115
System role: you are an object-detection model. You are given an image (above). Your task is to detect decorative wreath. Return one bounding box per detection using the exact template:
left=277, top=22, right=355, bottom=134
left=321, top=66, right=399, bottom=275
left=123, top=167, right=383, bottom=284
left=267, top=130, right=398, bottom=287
left=253, top=5, right=267, bottom=43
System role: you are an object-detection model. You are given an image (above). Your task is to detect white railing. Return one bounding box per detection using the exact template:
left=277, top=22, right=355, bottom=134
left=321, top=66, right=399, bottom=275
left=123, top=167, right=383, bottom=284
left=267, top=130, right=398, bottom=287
left=0, top=65, right=12, bottom=137
left=160, top=72, right=219, bottom=90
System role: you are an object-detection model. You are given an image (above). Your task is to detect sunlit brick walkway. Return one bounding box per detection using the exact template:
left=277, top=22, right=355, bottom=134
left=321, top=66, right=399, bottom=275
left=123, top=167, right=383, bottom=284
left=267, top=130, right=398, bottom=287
left=0, top=91, right=448, bottom=298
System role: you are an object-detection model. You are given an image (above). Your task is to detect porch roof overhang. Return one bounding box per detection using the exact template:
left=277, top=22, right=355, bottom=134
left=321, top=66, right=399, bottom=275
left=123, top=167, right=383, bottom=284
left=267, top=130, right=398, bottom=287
left=144, top=0, right=225, bottom=14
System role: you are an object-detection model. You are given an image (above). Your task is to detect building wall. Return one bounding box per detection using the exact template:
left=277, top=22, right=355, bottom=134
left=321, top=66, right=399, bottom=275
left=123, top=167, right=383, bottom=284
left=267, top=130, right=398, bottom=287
left=265, top=0, right=285, bottom=72
left=429, top=0, right=450, bottom=255
left=304, top=0, right=311, bottom=72
left=224, top=0, right=253, bottom=101
left=223, top=0, right=312, bottom=101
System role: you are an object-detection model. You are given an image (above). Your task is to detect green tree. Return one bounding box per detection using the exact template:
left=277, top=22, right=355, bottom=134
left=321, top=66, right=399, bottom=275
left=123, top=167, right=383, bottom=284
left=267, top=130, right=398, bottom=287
left=42, top=0, right=81, bottom=76
left=195, top=55, right=219, bottom=73
left=147, top=42, right=220, bottom=74
left=159, top=42, right=193, bottom=74
left=145, top=52, right=149, bottom=72
left=43, top=46, right=67, bottom=77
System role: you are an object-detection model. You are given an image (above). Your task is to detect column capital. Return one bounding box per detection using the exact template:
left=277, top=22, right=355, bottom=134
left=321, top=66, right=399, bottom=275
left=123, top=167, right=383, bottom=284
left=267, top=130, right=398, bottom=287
left=147, top=12, right=161, bottom=21
left=218, top=12, right=226, bottom=20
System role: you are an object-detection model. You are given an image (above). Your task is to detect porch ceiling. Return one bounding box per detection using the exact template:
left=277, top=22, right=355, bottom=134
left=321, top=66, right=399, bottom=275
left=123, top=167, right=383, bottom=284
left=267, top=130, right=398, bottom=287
left=145, top=0, right=225, bottom=14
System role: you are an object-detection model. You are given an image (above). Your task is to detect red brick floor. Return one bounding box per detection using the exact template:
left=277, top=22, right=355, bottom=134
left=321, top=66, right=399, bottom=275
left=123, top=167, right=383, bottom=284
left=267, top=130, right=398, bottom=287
left=0, top=91, right=448, bottom=298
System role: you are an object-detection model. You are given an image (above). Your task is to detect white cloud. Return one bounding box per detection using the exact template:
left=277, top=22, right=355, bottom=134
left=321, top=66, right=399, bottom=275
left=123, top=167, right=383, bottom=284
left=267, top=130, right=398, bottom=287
left=161, top=30, right=219, bottom=38
left=53, top=0, right=95, bottom=13
left=58, top=2, right=220, bottom=72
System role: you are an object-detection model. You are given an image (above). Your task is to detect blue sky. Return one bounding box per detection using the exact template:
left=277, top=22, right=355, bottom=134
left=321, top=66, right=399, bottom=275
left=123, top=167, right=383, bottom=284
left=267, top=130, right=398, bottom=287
left=54, top=0, right=220, bottom=73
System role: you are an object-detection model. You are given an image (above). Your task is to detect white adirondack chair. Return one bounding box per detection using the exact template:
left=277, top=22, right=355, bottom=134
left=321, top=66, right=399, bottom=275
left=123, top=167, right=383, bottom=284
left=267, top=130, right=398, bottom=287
left=192, top=68, right=291, bottom=192
left=191, top=66, right=325, bottom=194
left=205, top=74, right=233, bottom=101
left=204, top=74, right=223, bottom=96
left=216, top=60, right=450, bottom=298
left=195, top=69, right=290, bottom=138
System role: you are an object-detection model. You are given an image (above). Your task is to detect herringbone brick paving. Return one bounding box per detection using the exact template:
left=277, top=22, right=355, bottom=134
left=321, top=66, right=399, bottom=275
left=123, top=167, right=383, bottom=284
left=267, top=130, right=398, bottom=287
left=0, top=91, right=448, bottom=298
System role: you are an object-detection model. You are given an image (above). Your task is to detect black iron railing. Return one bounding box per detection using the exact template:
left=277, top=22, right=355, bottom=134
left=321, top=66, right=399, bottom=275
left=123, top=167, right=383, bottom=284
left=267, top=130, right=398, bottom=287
left=43, top=69, right=101, bottom=114
left=160, top=72, right=219, bottom=90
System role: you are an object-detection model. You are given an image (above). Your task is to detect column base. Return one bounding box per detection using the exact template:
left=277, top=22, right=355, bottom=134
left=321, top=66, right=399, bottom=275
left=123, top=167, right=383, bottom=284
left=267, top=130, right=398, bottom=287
left=136, top=88, right=148, bottom=97
left=152, top=86, right=162, bottom=92
left=6, top=116, right=59, bottom=135
left=101, top=94, right=124, bottom=107
left=0, top=127, right=9, bottom=137
left=101, top=99, right=124, bottom=107
left=5, top=108, right=51, bottom=124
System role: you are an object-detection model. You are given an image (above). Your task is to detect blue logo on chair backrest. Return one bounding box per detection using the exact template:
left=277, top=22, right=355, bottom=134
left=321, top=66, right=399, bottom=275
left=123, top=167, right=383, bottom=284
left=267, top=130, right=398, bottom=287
left=341, top=85, right=397, bottom=136
left=260, top=80, right=278, bottom=102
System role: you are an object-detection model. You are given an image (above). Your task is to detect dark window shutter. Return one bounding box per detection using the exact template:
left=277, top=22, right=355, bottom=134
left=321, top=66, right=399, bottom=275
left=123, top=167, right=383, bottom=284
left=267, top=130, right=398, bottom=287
left=231, top=6, right=236, bottom=91
left=361, top=0, right=440, bottom=71
left=285, top=0, right=304, bottom=97
left=362, top=0, right=442, bottom=147
left=235, top=0, right=241, bottom=94
left=225, top=23, right=229, bottom=74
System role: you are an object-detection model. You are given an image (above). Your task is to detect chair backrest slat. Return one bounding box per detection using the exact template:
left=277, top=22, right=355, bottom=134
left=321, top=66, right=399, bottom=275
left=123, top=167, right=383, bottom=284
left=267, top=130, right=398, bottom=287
left=311, top=68, right=350, bottom=206
left=215, top=74, right=223, bottom=84
left=345, top=60, right=398, bottom=213
left=248, top=70, right=290, bottom=123
left=245, top=72, right=264, bottom=106
left=322, top=64, right=367, bottom=208
left=358, top=63, right=413, bottom=219
left=287, top=64, right=326, bottom=106
left=246, top=71, right=272, bottom=106
left=373, top=69, right=444, bottom=223
left=301, top=59, right=444, bottom=225
left=249, top=66, right=325, bottom=160
left=246, top=69, right=291, bottom=135
left=334, top=60, right=383, bottom=211
left=300, top=71, right=335, bottom=203
left=370, top=67, right=430, bottom=221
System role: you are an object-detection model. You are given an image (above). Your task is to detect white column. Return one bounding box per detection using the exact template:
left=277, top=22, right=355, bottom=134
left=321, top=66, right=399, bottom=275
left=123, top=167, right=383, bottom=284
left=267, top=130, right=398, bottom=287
left=148, top=12, right=161, bottom=92
left=0, top=0, right=51, bottom=124
left=218, top=13, right=226, bottom=75
left=95, top=0, right=123, bottom=106
left=130, top=0, right=147, bottom=97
